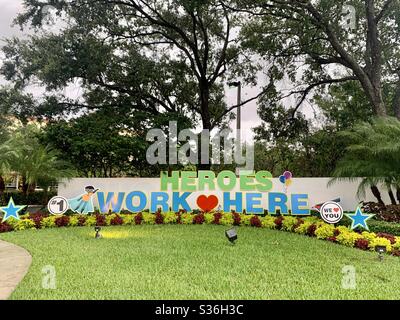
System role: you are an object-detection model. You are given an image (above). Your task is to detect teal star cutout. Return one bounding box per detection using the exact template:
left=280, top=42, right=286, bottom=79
left=0, top=198, right=25, bottom=223
left=345, top=207, right=375, bottom=231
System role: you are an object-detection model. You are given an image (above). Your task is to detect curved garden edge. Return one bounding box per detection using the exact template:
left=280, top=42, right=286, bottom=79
left=0, top=240, right=32, bottom=300
left=1, top=211, right=400, bottom=257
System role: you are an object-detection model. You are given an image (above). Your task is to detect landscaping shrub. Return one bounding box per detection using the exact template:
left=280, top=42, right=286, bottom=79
left=369, top=237, right=392, bottom=252
left=29, top=213, right=47, bottom=229
left=232, top=212, right=241, bottom=226
left=295, top=221, right=313, bottom=235
left=261, top=216, right=276, bottom=229
left=78, top=216, right=87, bottom=226
left=55, top=216, right=70, bottom=227
left=306, top=224, right=317, bottom=237
left=180, top=213, right=193, bottom=224
left=213, top=212, right=223, bottom=224
left=281, top=216, right=298, bottom=231
left=41, top=216, right=56, bottom=228
left=340, top=216, right=400, bottom=236
left=0, top=191, right=57, bottom=206
left=376, top=232, right=396, bottom=245
left=315, top=224, right=335, bottom=240
left=336, top=231, right=362, bottom=247
left=219, top=213, right=233, bottom=226
left=193, top=213, right=205, bottom=225
left=155, top=212, right=164, bottom=225
left=355, top=239, right=369, bottom=250
left=142, top=213, right=156, bottom=225
left=0, top=222, right=13, bottom=233
left=250, top=215, right=261, bottom=227
left=110, top=214, right=124, bottom=226
left=163, top=212, right=178, bottom=224
left=134, top=213, right=143, bottom=225
left=274, top=216, right=284, bottom=230
left=2, top=212, right=400, bottom=257
left=95, top=214, right=107, bottom=226
left=240, top=214, right=252, bottom=226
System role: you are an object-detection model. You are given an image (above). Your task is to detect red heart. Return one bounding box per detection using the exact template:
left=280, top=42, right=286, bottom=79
left=196, top=195, right=219, bottom=212
left=333, top=208, right=340, bottom=213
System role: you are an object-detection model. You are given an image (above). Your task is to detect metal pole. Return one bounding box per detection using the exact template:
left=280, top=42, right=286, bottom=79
left=236, top=82, right=241, bottom=141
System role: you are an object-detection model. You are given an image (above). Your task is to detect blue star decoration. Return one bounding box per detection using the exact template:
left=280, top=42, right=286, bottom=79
left=345, top=207, right=375, bottom=231
left=0, top=198, right=26, bottom=223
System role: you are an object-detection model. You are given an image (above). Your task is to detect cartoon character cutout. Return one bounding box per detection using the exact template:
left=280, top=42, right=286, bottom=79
left=68, top=186, right=99, bottom=214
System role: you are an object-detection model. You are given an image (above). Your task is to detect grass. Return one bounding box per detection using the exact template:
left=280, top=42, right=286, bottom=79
left=1, top=224, right=400, bottom=300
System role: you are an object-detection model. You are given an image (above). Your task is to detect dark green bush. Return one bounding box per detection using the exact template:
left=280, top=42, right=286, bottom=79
left=0, top=192, right=56, bottom=206
left=339, top=216, right=400, bottom=236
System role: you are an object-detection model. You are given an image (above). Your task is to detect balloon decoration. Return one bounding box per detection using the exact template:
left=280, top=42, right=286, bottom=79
left=279, top=171, right=293, bottom=192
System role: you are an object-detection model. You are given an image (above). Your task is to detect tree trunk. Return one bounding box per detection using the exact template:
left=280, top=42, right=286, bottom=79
left=396, top=188, right=400, bottom=203
left=365, top=0, right=386, bottom=117
left=28, top=183, right=36, bottom=195
left=21, top=176, right=29, bottom=196
left=370, top=185, right=385, bottom=205
left=393, top=80, right=400, bottom=120
left=198, top=82, right=212, bottom=171
left=388, top=189, right=397, bottom=205
left=0, top=176, right=5, bottom=195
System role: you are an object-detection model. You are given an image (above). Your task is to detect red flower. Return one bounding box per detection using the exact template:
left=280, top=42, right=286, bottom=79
left=0, top=222, right=13, bottom=233
left=293, top=218, right=304, bottom=231
left=110, top=215, right=124, bottom=225
left=392, top=250, right=400, bottom=257
left=333, top=229, right=340, bottom=237
left=95, top=214, right=106, bottom=226
left=250, top=215, right=262, bottom=227
left=29, top=213, right=46, bottom=229
left=213, top=212, right=223, bottom=224
left=274, top=216, right=284, bottom=230
left=327, top=236, right=337, bottom=243
left=78, top=216, right=87, bottom=226
left=355, top=239, right=369, bottom=250
left=377, top=232, right=396, bottom=245
left=176, top=213, right=182, bottom=224
left=55, top=216, right=70, bottom=227
left=232, top=212, right=241, bottom=226
left=155, top=212, right=164, bottom=224
left=306, top=224, right=317, bottom=237
left=193, top=213, right=205, bottom=224
left=134, top=213, right=143, bottom=225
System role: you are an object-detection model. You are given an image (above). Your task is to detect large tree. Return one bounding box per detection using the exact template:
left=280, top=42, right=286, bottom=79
left=238, top=0, right=400, bottom=118
left=2, top=0, right=261, bottom=131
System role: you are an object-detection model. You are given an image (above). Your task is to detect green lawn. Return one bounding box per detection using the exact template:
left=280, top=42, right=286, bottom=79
left=1, top=224, right=400, bottom=300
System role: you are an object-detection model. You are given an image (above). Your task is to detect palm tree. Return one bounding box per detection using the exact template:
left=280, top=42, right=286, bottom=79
left=330, top=117, right=400, bottom=205
left=0, top=141, right=15, bottom=195
left=8, top=124, right=76, bottom=197
left=11, top=143, right=75, bottom=197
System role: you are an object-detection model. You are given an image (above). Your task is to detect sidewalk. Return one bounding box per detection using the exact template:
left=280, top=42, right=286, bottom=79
left=0, top=240, right=32, bottom=300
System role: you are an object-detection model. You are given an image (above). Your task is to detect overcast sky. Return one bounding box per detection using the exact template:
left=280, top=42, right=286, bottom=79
left=0, top=0, right=310, bottom=142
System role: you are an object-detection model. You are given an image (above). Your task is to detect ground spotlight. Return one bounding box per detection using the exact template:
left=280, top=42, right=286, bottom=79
left=94, top=226, right=102, bottom=239
left=376, top=245, right=386, bottom=261
left=225, top=228, right=238, bottom=244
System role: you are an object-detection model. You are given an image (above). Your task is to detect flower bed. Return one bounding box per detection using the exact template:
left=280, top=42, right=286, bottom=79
left=1, top=211, right=400, bottom=256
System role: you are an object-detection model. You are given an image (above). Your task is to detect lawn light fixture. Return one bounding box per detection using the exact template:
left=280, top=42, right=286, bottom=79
left=94, top=226, right=102, bottom=239
left=225, top=228, right=238, bottom=244
left=376, top=245, right=386, bottom=261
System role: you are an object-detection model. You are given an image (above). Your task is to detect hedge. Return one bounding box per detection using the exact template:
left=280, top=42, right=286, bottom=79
left=0, top=191, right=57, bottom=206
left=339, top=216, right=400, bottom=236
